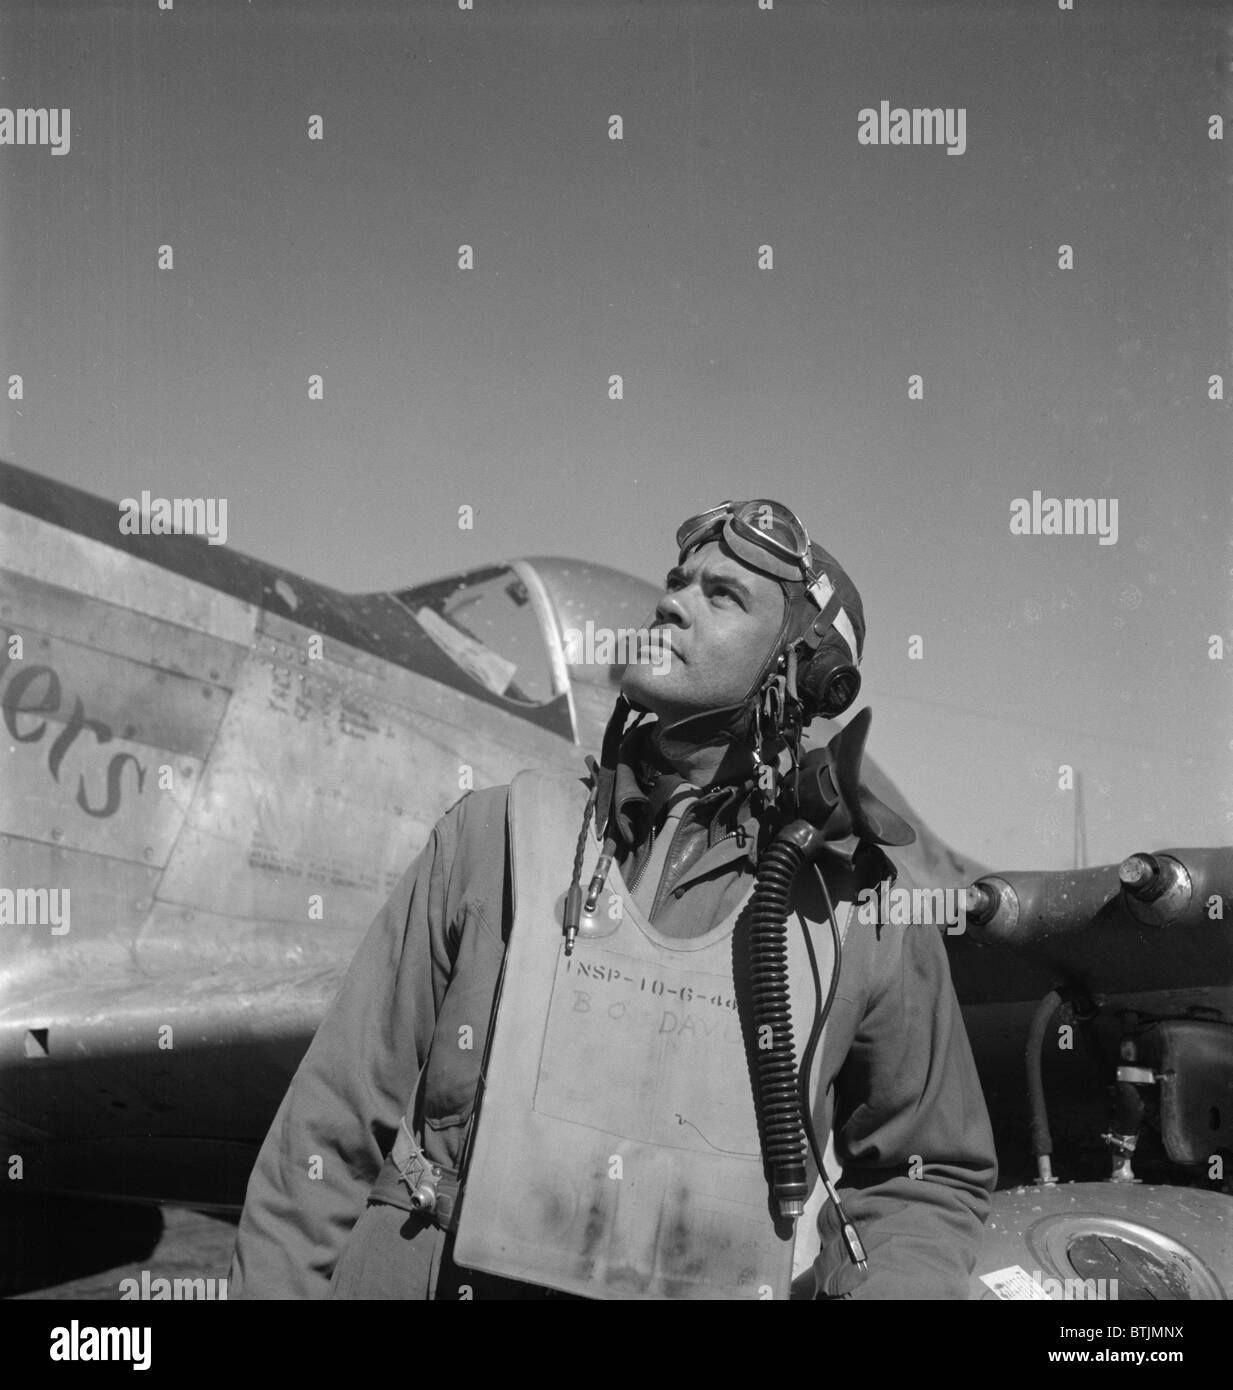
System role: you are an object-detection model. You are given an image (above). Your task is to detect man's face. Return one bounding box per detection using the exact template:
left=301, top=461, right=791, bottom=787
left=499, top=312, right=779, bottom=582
left=620, top=539, right=785, bottom=722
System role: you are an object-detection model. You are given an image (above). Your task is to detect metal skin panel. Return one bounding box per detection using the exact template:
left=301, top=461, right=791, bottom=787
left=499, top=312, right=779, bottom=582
left=0, top=565, right=249, bottom=690
left=0, top=724, right=201, bottom=869
left=0, top=836, right=161, bottom=992
left=0, top=624, right=225, bottom=761
left=154, top=610, right=581, bottom=937
left=0, top=960, right=346, bottom=1207
left=254, top=603, right=577, bottom=748
left=132, top=902, right=351, bottom=974
left=0, top=590, right=210, bottom=868
left=0, top=506, right=259, bottom=648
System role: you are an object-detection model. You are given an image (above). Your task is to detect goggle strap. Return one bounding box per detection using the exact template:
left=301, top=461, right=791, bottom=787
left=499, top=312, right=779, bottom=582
left=806, top=573, right=835, bottom=610
left=831, top=607, right=860, bottom=665
left=800, top=586, right=860, bottom=665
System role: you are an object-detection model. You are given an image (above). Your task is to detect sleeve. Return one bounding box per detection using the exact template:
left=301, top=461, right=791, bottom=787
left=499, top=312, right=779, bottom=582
left=227, top=806, right=460, bottom=1300
left=814, top=918, right=998, bottom=1300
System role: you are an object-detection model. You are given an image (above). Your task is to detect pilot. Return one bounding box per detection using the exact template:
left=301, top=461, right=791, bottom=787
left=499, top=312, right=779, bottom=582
left=229, top=499, right=997, bottom=1299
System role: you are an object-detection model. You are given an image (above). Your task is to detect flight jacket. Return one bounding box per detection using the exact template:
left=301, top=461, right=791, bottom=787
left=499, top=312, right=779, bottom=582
left=229, top=742, right=997, bottom=1300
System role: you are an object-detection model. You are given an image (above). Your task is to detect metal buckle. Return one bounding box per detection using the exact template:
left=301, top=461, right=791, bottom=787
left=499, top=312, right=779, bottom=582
left=393, top=1119, right=448, bottom=1217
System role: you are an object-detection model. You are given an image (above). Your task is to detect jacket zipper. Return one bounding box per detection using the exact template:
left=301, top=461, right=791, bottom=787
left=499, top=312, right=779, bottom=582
left=627, top=825, right=655, bottom=893
left=626, top=782, right=746, bottom=909
left=643, top=820, right=743, bottom=921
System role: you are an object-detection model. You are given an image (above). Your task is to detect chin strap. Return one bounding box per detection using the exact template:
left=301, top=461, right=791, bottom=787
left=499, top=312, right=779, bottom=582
left=742, top=590, right=795, bottom=707
left=784, top=646, right=800, bottom=704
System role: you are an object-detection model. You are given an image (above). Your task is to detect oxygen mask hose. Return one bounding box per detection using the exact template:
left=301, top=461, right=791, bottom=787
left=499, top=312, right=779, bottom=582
left=746, top=707, right=917, bottom=1232
left=748, top=827, right=817, bottom=1217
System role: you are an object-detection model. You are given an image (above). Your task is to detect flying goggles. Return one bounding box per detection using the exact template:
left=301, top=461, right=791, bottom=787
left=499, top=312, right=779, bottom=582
left=675, top=499, right=861, bottom=664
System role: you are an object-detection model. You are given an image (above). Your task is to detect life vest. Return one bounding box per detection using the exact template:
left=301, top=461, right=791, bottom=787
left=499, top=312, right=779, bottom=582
left=452, top=768, right=860, bottom=1300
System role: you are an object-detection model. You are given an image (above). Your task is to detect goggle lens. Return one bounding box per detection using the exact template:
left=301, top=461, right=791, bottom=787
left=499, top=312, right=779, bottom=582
left=676, top=499, right=813, bottom=576
left=728, top=499, right=810, bottom=565
left=674, top=501, right=736, bottom=556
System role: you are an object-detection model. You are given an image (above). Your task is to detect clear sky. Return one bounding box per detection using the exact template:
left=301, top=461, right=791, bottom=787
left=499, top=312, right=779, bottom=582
left=1, top=0, right=1229, bottom=871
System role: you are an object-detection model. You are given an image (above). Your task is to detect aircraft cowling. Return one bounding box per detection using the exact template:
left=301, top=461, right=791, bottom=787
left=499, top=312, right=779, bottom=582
left=955, top=848, right=1233, bottom=998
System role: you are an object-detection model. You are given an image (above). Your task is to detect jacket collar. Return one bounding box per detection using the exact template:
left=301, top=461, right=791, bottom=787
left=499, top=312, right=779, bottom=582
left=608, top=706, right=757, bottom=855
left=594, top=698, right=900, bottom=888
